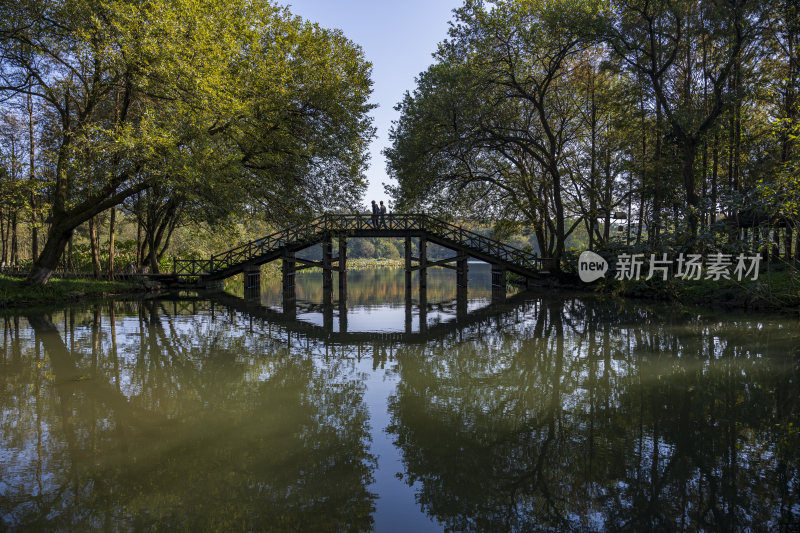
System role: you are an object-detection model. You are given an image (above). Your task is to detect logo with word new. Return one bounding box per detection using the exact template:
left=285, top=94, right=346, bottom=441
left=578, top=251, right=608, bottom=282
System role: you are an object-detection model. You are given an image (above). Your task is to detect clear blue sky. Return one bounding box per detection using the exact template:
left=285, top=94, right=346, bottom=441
left=283, top=0, right=463, bottom=209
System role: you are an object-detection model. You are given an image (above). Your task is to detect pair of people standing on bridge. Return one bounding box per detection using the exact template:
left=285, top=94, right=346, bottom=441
left=371, top=200, right=387, bottom=229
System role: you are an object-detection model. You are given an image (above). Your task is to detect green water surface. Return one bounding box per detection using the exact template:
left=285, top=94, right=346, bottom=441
left=1, top=264, right=799, bottom=531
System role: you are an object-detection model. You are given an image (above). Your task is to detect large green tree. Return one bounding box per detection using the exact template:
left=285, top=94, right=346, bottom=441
left=386, top=0, right=606, bottom=268
left=0, top=0, right=374, bottom=284
left=389, top=0, right=795, bottom=265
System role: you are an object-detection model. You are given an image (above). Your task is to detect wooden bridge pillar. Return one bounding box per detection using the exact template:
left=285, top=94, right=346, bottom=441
left=419, top=291, right=428, bottom=334
left=405, top=296, right=412, bottom=333
left=491, top=264, right=506, bottom=302
left=339, top=298, right=348, bottom=333
left=418, top=236, right=429, bottom=333
left=404, top=236, right=412, bottom=294
left=243, top=263, right=261, bottom=300
left=323, top=299, right=334, bottom=330
left=338, top=236, right=347, bottom=300
left=282, top=250, right=296, bottom=317
left=322, top=235, right=333, bottom=293
left=404, top=237, right=413, bottom=333
left=419, top=236, right=427, bottom=291
left=456, top=250, right=468, bottom=322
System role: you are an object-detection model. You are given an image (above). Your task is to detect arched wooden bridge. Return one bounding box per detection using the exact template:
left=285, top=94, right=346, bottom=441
left=172, top=213, right=550, bottom=304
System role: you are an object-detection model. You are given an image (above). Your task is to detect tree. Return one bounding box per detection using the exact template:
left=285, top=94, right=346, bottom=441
left=386, top=0, right=607, bottom=269
left=607, top=0, right=770, bottom=238
left=0, top=0, right=374, bottom=284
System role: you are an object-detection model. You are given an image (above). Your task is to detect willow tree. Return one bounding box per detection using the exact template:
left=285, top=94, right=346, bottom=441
left=0, top=0, right=373, bottom=284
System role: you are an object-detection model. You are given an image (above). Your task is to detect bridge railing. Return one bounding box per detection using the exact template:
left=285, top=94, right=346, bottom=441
left=420, top=216, right=544, bottom=272
left=173, top=258, right=214, bottom=276
left=173, top=213, right=545, bottom=277
left=324, top=213, right=543, bottom=271
left=207, top=217, right=328, bottom=273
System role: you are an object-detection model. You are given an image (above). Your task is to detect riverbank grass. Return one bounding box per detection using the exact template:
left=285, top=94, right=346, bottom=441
left=0, top=275, right=139, bottom=308
left=599, top=268, right=800, bottom=310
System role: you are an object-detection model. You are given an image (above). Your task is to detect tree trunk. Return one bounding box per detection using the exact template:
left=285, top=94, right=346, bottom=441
left=26, top=223, right=73, bottom=285
left=89, top=216, right=101, bottom=279
left=784, top=227, right=792, bottom=261
left=551, top=167, right=565, bottom=271
left=701, top=38, right=708, bottom=233
left=108, top=208, right=116, bottom=279
left=136, top=216, right=143, bottom=270
left=588, top=70, right=597, bottom=250
left=795, top=223, right=799, bottom=262
left=627, top=173, right=633, bottom=245
left=147, top=230, right=159, bottom=273
left=0, top=212, right=7, bottom=266
left=653, top=100, right=663, bottom=244
left=681, top=140, right=699, bottom=237
left=28, top=89, right=38, bottom=262
left=636, top=198, right=645, bottom=245
left=772, top=229, right=780, bottom=261
left=11, top=213, right=18, bottom=267
left=711, top=131, right=719, bottom=224
left=603, top=147, right=612, bottom=242
left=535, top=226, right=546, bottom=258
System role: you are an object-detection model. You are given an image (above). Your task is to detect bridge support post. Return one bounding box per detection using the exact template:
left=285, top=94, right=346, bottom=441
left=322, top=235, right=333, bottom=295
left=419, top=236, right=427, bottom=291
left=243, top=263, right=260, bottom=300
left=404, top=236, right=412, bottom=294
left=282, top=251, right=296, bottom=317
left=405, top=296, right=412, bottom=334
left=491, top=264, right=506, bottom=302
left=323, top=299, right=334, bottom=330
left=339, top=300, right=348, bottom=333
left=418, top=236, right=427, bottom=333
left=419, top=289, right=427, bottom=334
left=404, top=237, right=413, bottom=333
left=338, top=237, right=347, bottom=299
left=338, top=237, right=347, bottom=333
left=456, top=250, right=468, bottom=321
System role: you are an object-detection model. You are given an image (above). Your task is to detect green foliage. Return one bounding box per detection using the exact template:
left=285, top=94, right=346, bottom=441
left=387, top=0, right=798, bottom=271
left=385, top=0, right=613, bottom=264
left=0, top=0, right=374, bottom=280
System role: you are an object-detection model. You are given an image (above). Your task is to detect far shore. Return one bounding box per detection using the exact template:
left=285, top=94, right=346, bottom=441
left=3, top=259, right=798, bottom=313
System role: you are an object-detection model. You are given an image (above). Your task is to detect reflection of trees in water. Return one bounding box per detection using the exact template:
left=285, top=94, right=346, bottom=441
left=0, top=302, right=376, bottom=531
left=254, top=266, right=494, bottom=306
left=388, top=298, right=800, bottom=532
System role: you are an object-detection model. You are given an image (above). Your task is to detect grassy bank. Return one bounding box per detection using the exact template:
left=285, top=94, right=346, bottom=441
left=0, top=275, right=143, bottom=309
left=592, top=268, right=800, bottom=311
left=257, top=257, right=404, bottom=278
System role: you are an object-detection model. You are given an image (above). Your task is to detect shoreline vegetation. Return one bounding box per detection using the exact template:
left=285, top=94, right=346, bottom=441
left=0, top=275, right=142, bottom=309
left=597, top=271, right=800, bottom=312
left=0, top=258, right=408, bottom=310
left=3, top=258, right=797, bottom=312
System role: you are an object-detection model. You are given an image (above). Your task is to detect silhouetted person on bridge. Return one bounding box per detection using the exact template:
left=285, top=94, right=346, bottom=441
left=371, top=200, right=379, bottom=227
left=379, top=201, right=387, bottom=229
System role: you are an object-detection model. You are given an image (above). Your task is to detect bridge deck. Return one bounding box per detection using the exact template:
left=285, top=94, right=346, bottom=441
left=173, top=213, right=549, bottom=283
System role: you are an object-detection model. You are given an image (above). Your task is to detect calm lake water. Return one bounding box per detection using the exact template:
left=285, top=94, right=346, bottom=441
left=2, top=264, right=799, bottom=531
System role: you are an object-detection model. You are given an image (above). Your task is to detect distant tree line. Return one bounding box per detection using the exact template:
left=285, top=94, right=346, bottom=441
left=386, top=0, right=799, bottom=271
left=0, top=0, right=374, bottom=284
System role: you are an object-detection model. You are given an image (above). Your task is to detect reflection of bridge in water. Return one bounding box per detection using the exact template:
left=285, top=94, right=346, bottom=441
left=167, top=290, right=538, bottom=346
left=170, top=214, right=551, bottom=307
left=217, top=291, right=535, bottom=344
